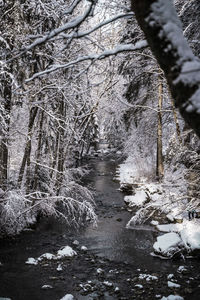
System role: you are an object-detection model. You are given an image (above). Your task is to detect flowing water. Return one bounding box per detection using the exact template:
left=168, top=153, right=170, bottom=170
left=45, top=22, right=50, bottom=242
left=0, top=155, right=200, bottom=300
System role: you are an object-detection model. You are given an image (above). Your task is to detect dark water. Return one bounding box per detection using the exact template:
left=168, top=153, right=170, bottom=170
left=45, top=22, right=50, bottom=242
left=0, top=156, right=200, bottom=300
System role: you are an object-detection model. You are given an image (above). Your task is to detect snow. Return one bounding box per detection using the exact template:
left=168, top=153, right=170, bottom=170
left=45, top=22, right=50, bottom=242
left=72, top=240, right=79, bottom=246
left=153, top=232, right=182, bottom=256
left=41, top=285, right=53, bottom=289
left=151, top=220, right=159, bottom=226
left=168, top=281, right=180, bottom=288
left=157, top=224, right=183, bottom=233
left=177, top=266, right=187, bottom=273
left=80, top=246, right=88, bottom=251
left=25, top=257, right=38, bottom=265
left=26, top=41, right=148, bottom=82
left=57, top=246, right=77, bottom=258
left=124, top=191, right=147, bottom=207
left=167, top=274, right=174, bottom=280
left=38, top=253, right=56, bottom=261
left=60, top=294, right=74, bottom=300
left=147, top=0, right=200, bottom=114
left=97, top=268, right=104, bottom=274
left=118, top=159, right=145, bottom=185
left=103, top=281, right=113, bottom=287
left=139, top=274, right=158, bottom=281
left=180, top=220, right=200, bottom=250
left=161, top=296, right=184, bottom=300
left=25, top=246, right=77, bottom=265
left=57, top=264, right=63, bottom=272
left=135, top=284, right=143, bottom=289
left=148, top=0, right=194, bottom=64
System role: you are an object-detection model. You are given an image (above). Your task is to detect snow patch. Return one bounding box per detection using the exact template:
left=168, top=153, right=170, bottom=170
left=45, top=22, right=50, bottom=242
left=161, top=296, right=184, bottom=300
left=57, top=246, right=77, bottom=258
left=139, top=273, right=158, bottom=281
left=41, top=285, right=53, bottom=289
left=25, top=257, right=38, bottom=265
left=80, top=246, right=88, bottom=251
left=38, top=253, right=56, bottom=261
left=135, top=284, right=143, bottom=289
left=124, top=190, right=147, bottom=207
left=60, top=294, right=74, bottom=300
left=168, top=281, right=180, bottom=288
left=157, top=224, right=183, bottom=233
left=153, top=232, right=182, bottom=256
left=180, top=220, right=200, bottom=250
left=151, top=220, right=159, bottom=226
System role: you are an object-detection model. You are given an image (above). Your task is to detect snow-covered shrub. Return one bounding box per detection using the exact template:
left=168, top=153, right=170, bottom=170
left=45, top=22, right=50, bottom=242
left=0, top=165, right=96, bottom=236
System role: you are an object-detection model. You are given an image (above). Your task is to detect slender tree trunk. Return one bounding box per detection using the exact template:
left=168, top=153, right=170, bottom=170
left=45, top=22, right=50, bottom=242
left=0, top=80, right=12, bottom=187
left=18, top=107, right=38, bottom=186
left=156, top=73, right=164, bottom=180
left=131, top=0, right=200, bottom=137
left=170, top=97, right=182, bottom=144
left=33, top=109, right=44, bottom=190
left=56, top=99, right=65, bottom=191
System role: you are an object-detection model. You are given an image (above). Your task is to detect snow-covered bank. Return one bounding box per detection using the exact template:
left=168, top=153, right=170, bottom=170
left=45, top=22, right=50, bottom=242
left=117, top=157, right=200, bottom=258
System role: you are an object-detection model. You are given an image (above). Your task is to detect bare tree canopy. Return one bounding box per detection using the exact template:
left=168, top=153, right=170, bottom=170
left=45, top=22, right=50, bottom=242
left=131, top=0, right=200, bottom=137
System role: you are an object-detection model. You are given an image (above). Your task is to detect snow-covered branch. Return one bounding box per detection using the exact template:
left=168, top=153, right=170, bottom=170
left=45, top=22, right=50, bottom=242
left=60, top=12, right=134, bottom=39
left=132, top=0, right=200, bottom=136
left=25, top=40, right=148, bottom=82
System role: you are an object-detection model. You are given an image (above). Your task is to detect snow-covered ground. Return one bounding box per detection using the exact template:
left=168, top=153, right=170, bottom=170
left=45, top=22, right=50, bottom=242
left=118, top=157, right=200, bottom=258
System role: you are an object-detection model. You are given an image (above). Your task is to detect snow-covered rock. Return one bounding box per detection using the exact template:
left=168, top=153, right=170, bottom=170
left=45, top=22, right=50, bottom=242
left=177, top=266, right=187, bottom=273
left=72, top=240, right=79, bottom=246
left=124, top=190, right=147, bottom=207
left=38, top=253, right=55, bottom=261
left=151, top=220, right=159, bottom=226
left=57, top=264, right=63, bottom=271
left=60, top=294, right=74, bottom=300
left=25, top=257, right=38, bottom=265
left=41, top=285, right=53, bottom=289
left=168, top=281, right=180, bottom=288
left=153, top=232, right=182, bottom=257
left=57, top=246, right=77, bottom=258
left=167, top=274, right=174, bottom=280
left=156, top=224, right=183, bottom=233
left=103, top=281, right=113, bottom=287
left=97, top=268, right=104, bottom=274
left=161, top=295, right=183, bottom=300
left=80, top=246, right=88, bottom=251
left=138, top=273, right=158, bottom=281
left=180, top=220, right=200, bottom=250
left=135, top=284, right=143, bottom=289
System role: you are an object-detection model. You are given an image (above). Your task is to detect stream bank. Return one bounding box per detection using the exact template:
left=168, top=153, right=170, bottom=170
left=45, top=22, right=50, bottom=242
left=0, top=155, right=200, bottom=300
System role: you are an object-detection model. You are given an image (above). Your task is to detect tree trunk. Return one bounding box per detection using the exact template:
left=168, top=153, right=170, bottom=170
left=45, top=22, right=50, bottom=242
left=18, top=107, right=38, bottom=186
left=156, top=73, right=164, bottom=179
left=170, top=97, right=182, bottom=144
left=33, top=109, right=44, bottom=190
left=131, top=0, right=200, bottom=137
left=0, top=80, right=12, bottom=187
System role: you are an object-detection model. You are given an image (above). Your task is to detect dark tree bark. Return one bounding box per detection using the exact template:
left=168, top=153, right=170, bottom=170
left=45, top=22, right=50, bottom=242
left=18, top=107, right=38, bottom=186
left=131, top=0, right=200, bottom=137
left=156, top=72, right=164, bottom=179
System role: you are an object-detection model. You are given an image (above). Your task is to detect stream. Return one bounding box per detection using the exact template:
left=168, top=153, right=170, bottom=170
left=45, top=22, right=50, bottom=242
left=0, top=155, right=200, bottom=300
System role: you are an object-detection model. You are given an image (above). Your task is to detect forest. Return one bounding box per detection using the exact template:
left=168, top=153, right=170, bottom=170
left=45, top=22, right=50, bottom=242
left=0, top=0, right=200, bottom=300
